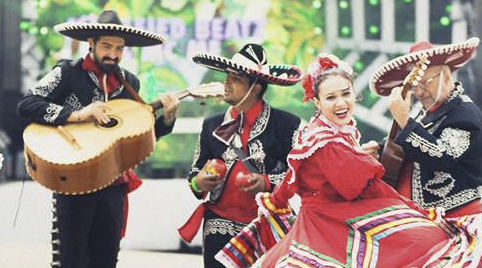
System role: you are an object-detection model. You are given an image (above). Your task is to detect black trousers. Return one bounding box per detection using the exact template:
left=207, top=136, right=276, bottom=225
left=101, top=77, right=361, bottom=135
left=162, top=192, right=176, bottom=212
left=51, top=184, right=125, bottom=268
left=203, top=210, right=247, bottom=268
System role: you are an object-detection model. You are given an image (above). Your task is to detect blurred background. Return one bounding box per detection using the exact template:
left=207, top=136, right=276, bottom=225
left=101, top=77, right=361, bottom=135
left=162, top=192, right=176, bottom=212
left=0, top=0, right=481, bottom=265
left=0, top=0, right=481, bottom=181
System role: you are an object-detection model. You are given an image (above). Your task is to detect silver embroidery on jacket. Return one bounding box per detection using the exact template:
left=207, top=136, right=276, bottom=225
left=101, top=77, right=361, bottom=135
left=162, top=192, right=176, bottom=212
left=44, top=103, right=63, bottom=123
left=92, top=88, right=104, bottom=103
left=221, top=147, right=237, bottom=169
left=423, top=172, right=455, bottom=198
left=64, top=94, right=83, bottom=111
left=411, top=162, right=482, bottom=210
left=247, top=140, right=266, bottom=173
left=438, top=128, right=470, bottom=158
left=30, top=67, right=62, bottom=97
left=248, top=104, right=270, bottom=141
left=189, top=134, right=202, bottom=174
left=406, top=132, right=444, bottom=158
left=268, top=173, right=285, bottom=185
left=203, top=218, right=246, bottom=238
left=406, top=128, right=470, bottom=159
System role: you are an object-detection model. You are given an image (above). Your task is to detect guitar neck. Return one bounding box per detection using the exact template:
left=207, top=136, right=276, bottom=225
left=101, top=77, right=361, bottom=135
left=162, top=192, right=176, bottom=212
left=387, top=81, right=412, bottom=140
left=149, top=90, right=190, bottom=111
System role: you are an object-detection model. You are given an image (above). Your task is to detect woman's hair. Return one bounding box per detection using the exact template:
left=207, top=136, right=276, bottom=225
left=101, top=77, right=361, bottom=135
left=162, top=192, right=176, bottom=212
left=302, top=54, right=355, bottom=101
left=312, top=68, right=355, bottom=99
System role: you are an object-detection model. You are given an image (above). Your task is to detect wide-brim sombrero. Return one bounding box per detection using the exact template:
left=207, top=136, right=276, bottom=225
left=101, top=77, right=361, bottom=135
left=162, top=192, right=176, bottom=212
left=192, top=44, right=303, bottom=86
left=370, top=37, right=480, bottom=96
left=54, top=10, right=165, bottom=47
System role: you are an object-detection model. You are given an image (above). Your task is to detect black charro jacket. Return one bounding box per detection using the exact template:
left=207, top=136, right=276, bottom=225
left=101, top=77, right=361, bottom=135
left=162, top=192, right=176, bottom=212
left=395, top=83, right=482, bottom=211
left=17, top=58, right=173, bottom=138
left=188, top=101, right=301, bottom=203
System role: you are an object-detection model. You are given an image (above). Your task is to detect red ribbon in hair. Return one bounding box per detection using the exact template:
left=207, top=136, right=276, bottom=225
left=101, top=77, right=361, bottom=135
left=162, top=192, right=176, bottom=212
left=302, top=57, right=339, bottom=102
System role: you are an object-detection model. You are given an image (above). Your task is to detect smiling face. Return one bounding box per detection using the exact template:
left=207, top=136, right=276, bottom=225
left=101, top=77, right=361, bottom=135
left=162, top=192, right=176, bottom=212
left=313, top=74, right=356, bottom=127
left=88, top=35, right=125, bottom=73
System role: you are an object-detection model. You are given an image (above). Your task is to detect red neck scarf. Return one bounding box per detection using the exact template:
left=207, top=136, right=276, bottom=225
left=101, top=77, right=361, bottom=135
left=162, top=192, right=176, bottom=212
left=81, top=54, right=120, bottom=95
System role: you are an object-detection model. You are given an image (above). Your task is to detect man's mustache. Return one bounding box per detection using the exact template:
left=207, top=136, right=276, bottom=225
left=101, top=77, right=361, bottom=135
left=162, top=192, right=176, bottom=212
left=102, top=57, right=119, bottom=63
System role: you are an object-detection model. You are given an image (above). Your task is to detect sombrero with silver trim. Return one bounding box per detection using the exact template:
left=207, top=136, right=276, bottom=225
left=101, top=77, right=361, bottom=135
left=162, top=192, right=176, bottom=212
left=192, top=43, right=303, bottom=86
left=54, top=10, right=165, bottom=47
left=370, top=37, right=480, bottom=96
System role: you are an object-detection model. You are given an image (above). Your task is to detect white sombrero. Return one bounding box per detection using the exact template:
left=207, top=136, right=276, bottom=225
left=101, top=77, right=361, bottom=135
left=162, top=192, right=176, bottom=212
left=192, top=43, right=303, bottom=86
left=54, top=10, right=165, bottom=47
left=370, top=37, right=480, bottom=96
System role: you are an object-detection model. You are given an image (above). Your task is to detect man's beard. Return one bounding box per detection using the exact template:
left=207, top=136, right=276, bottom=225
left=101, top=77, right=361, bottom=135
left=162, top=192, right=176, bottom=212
left=93, top=51, right=119, bottom=73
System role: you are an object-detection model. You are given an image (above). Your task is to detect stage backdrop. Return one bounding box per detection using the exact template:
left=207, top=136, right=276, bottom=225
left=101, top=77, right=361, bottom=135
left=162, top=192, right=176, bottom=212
left=24, top=0, right=461, bottom=177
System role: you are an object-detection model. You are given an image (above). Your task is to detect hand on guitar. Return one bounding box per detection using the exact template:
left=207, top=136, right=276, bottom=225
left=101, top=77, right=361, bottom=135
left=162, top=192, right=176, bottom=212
left=68, top=102, right=111, bottom=124
left=388, top=87, right=412, bottom=129
left=361, top=140, right=380, bottom=159
left=156, top=93, right=180, bottom=125
left=194, top=160, right=224, bottom=192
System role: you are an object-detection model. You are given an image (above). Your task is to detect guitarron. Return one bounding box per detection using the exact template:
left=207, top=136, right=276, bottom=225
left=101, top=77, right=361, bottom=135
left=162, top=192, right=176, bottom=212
left=23, top=82, right=224, bottom=195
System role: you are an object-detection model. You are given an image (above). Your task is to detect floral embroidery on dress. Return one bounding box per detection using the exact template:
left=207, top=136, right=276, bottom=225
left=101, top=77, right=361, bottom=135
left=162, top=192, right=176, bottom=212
left=30, top=66, right=62, bottom=97
left=44, top=103, right=63, bottom=123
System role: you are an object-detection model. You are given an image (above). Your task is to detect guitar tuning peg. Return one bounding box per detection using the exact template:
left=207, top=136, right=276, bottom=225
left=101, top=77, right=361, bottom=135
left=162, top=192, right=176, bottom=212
left=417, top=69, right=425, bottom=76
left=415, top=76, right=422, bottom=81
left=412, top=80, right=419, bottom=86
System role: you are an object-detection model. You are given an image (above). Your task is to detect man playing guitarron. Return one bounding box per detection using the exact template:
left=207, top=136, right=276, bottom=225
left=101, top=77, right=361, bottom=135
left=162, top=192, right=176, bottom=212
left=370, top=37, right=482, bottom=218
left=17, top=10, right=179, bottom=268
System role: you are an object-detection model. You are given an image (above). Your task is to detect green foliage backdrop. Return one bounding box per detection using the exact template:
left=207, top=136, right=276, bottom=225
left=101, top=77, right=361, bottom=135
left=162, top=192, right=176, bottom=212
left=29, top=0, right=326, bottom=177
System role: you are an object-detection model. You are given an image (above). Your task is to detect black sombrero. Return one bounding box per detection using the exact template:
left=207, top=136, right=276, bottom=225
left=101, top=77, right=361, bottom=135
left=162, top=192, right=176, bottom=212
left=192, top=43, right=303, bottom=86
left=54, top=10, right=165, bottom=47
left=370, top=37, right=480, bottom=96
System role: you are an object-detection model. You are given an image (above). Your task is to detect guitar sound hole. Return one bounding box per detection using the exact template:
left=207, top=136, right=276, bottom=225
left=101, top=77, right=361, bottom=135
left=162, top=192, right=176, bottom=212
left=101, top=118, right=119, bottom=128
left=60, top=176, right=67, bottom=182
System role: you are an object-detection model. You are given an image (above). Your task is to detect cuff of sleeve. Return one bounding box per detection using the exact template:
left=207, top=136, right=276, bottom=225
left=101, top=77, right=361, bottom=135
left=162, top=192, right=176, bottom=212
left=188, top=176, right=206, bottom=199
left=255, top=192, right=291, bottom=217
left=395, top=118, right=418, bottom=145
left=426, top=207, right=446, bottom=222
left=263, top=174, right=271, bottom=191
left=155, top=115, right=175, bottom=137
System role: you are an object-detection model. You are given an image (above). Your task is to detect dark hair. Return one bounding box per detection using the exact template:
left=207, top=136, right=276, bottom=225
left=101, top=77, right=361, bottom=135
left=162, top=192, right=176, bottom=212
left=88, top=36, right=102, bottom=52
left=248, top=76, right=268, bottom=98
left=312, top=68, right=355, bottom=98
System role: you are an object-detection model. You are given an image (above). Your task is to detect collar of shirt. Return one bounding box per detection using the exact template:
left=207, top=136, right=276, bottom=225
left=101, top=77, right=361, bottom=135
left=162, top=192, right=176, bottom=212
left=81, top=54, right=120, bottom=95
left=230, top=99, right=264, bottom=130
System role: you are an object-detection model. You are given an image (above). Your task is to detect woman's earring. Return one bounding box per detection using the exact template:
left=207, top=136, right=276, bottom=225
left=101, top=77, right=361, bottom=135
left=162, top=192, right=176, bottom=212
left=355, top=92, right=363, bottom=102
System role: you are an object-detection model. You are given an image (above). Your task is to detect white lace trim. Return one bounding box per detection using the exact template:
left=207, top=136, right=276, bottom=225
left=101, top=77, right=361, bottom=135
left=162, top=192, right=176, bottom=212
left=30, top=66, right=62, bottom=97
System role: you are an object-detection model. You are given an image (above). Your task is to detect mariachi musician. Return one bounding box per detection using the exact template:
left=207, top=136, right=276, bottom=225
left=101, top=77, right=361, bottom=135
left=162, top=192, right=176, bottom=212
left=17, top=10, right=179, bottom=268
left=178, top=43, right=302, bottom=268
left=370, top=37, right=482, bottom=218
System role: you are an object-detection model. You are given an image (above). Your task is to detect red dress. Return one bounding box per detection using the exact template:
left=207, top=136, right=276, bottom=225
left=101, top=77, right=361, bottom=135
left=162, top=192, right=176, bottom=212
left=216, top=115, right=482, bottom=268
